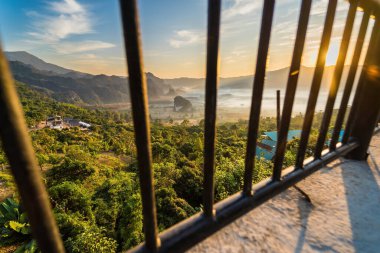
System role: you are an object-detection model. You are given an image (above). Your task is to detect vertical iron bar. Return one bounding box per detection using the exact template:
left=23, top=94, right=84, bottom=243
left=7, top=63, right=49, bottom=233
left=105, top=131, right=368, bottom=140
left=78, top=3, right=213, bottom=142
left=343, top=16, right=378, bottom=144
left=244, top=0, right=276, bottom=195
left=276, top=89, right=281, bottom=132
left=314, top=1, right=358, bottom=158
left=295, top=0, right=338, bottom=168
left=203, top=0, right=221, bottom=218
left=0, top=48, right=65, bottom=252
left=346, top=17, right=380, bottom=159
left=330, top=11, right=370, bottom=150
left=272, top=0, right=312, bottom=181
left=119, top=0, right=159, bottom=250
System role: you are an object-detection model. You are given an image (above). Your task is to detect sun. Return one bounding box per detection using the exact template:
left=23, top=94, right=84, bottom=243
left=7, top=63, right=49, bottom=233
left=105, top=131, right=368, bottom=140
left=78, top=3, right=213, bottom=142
left=302, top=40, right=340, bottom=67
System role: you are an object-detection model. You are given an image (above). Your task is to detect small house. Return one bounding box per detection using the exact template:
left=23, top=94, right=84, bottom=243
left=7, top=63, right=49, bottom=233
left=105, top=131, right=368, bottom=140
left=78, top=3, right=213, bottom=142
left=46, top=115, right=63, bottom=130
left=256, top=130, right=301, bottom=160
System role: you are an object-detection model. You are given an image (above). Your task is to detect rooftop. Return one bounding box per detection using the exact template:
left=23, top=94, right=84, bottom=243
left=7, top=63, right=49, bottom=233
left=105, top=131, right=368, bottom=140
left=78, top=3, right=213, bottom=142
left=264, top=130, right=302, bottom=142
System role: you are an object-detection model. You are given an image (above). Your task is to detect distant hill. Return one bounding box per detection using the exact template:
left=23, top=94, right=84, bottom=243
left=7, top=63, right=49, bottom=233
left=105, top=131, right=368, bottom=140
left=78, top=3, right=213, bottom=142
left=5, top=51, right=89, bottom=78
left=6, top=51, right=352, bottom=105
left=165, top=65, right=349, bottom=92
left=6, top=52, right=172, bottom=105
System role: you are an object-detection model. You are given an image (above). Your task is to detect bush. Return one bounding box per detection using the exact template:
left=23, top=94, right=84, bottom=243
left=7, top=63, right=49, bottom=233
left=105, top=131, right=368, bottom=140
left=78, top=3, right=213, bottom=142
left=49, top=182, right=94, bottom=220
left=174, top=166, right=203, bottom=207
left=116, top=194, right=144, bottom=251
left=65, top=230, right=117, bottom=253
left=156, top=188, right=195, bottom=230
left=47, top=158, right=95, bottom=184
left=0, top=198, right=36, bottom=252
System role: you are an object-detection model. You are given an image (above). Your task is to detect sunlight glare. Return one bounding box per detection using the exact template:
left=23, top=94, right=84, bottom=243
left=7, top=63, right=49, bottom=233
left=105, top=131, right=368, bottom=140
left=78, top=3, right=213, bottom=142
left=325, top=41, right=340, bottom=66
left=303, top=40, right=341, bottom=67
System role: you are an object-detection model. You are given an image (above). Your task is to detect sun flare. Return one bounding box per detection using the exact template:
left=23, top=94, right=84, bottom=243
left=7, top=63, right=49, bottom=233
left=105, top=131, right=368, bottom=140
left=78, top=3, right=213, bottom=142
left=325, top=42, right=340, bottom=66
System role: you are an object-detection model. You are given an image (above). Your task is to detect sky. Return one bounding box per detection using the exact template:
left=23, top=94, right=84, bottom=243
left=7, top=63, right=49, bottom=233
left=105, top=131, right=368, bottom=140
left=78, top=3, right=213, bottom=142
left=0, top=0, right=372, bottom=78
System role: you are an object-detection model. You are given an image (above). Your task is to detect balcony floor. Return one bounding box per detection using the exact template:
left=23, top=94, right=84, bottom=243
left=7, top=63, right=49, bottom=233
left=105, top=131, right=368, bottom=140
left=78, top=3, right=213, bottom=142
left=189, top=132, right=380, bottom=253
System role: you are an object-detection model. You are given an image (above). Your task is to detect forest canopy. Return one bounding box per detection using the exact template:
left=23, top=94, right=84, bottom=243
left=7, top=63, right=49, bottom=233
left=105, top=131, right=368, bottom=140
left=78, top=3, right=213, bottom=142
left=0, top=82, right=330, bottom=252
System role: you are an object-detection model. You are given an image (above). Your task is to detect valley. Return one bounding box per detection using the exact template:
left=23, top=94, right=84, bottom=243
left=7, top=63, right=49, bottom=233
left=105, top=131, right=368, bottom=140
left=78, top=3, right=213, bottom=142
left=6, top=51, right=354, bottom=124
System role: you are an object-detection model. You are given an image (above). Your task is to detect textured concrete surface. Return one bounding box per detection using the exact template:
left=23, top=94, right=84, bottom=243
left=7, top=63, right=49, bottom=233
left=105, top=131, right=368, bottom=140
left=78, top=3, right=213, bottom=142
left=189, top=133, right=380, bottom=253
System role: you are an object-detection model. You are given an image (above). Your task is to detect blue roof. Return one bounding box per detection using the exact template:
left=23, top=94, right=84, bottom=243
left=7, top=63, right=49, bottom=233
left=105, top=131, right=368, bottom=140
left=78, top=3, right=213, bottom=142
left=264, top=130, right=301, bottom=142
left=261, top=139, right=277, bottom=148
left=256, top=146, right=275, bottom=160
left=255, top=130, right=301, bottom=160
left=326, top=130, right=345, bottom=145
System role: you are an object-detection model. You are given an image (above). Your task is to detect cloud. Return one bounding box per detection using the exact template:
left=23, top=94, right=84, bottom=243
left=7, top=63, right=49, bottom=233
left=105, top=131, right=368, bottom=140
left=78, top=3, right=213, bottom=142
left=310, top=0, right=349, bottom=17
left=53, top=40, right=115, bottom=54
left=28, top=0, right=92, bottom=43
left=223, top=0, right=262, bottom=19
left=49, top=0, right=84, bottom=14
left=23, top=0, right=115, bottom=54
left=169, top=30, right=204, bottom=48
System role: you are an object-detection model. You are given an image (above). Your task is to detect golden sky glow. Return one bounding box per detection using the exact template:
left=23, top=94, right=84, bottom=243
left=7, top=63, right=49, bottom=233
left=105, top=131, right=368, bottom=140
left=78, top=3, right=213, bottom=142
left=0, top=0, right=374, bottom=78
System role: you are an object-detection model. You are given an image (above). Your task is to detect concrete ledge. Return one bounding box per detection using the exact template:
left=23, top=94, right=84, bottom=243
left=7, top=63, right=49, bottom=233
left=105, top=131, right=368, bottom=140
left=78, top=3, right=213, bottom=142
left=189, top=133, right=380, bottom=253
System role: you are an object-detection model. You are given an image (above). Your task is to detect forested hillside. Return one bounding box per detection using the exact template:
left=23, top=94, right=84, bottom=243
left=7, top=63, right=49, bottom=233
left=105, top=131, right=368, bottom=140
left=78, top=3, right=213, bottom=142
left=0, top=83, right=327, bottom=252
left=6, top=51, right=173, bottom=104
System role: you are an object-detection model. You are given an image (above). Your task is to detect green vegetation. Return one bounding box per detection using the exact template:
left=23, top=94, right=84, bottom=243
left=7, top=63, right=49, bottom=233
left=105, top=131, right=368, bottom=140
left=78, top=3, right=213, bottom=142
left=0, top=198, right=37, bottom=252
left=0, top=82, right=332, bottom=252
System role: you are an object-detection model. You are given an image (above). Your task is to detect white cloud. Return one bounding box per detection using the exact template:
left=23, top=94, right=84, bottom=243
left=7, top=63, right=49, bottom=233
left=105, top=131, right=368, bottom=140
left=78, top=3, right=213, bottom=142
left=79, top=53, right=97, bottom=59
left=169, top=30, right=204, bottom=48
left=53, top=40, right=115, bottom=54
left=23, top=0, right=115, bottom=54
left=49, top=0, right=84, bottom=14
left=219, top=0, right=264, bottom=38
left=223, top=0, right=262, bottom=19
left=28, top=0, right=92, bottom=43
left=311, top=0, right=349, bottom=17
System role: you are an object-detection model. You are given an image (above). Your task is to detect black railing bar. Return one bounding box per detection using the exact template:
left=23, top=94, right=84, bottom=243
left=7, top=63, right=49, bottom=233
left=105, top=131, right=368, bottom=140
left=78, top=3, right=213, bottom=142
left=330, top=10, right=370, bottom=150
left=272, top=0, right=312, bottom=181
left=345, top=15, right=380, bottom=159
left=0, top=49, right=65, bottom=252
left=276, top=90, right=281, bottom=132
left=357, top=0, right=380, bottom=13
left=295, top=0, right=338, bottom=168
left=127, top=142, right=358, bottom=253
left=244, top=0, right=276, bottom=195
left=343, top=17, right=379, bottom=144
left=119, top=0, right=159, bottom=250
left=314, top=1, right=358, bottom=158
left=203, top=0, right=222, bottom=218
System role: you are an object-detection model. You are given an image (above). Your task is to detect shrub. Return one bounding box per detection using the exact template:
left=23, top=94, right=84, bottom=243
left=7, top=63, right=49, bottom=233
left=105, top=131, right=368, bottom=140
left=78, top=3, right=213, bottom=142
left=0, top=198, right=36, bottom=252
left=49, top=182, right=94, bottom=220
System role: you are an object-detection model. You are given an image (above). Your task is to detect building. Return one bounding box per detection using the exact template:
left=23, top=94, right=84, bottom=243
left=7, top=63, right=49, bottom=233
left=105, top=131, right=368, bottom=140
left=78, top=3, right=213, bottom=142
left=63, top=118, right=91, bottom=129
left=256, top=129, right=345, bottom=160
left=46, top=115, right=63, bottom=130
left=256, top=130, right=301, bottom=160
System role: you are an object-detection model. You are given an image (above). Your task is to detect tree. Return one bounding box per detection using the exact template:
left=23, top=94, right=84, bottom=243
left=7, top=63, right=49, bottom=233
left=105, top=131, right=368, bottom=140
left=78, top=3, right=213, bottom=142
left=0, top=152, right=7, bottom=170
left=49, top=182, right=94, bottom=220
left=155, top=188, right=195, bottom=230
left=36, top=153, right=49, bottom=171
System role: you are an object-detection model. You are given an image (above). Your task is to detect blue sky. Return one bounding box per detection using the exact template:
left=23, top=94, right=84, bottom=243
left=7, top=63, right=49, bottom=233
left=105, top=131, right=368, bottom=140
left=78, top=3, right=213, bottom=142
left=0, top=0, right=370, bottom=78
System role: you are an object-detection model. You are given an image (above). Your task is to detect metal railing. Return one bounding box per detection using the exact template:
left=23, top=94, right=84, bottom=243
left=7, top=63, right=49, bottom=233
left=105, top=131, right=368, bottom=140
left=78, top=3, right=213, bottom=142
left=0, top=0, right=379, bottom=252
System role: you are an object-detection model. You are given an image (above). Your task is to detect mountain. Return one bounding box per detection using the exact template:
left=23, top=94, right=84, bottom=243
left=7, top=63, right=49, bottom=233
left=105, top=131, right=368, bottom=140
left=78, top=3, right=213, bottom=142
left=165, top=65, right=349, bottom=92
left=5, top=51, right=89, bottom=78
left=6, top=51, right=351, bottom=106
left=6, top=52, right=172, bottom=104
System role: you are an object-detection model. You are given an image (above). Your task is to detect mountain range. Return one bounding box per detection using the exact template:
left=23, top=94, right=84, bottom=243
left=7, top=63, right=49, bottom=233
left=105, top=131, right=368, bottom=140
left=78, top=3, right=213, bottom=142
left=6, top=51, right=174, bottom=104
left=6, top=51, right=350, bottom=105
